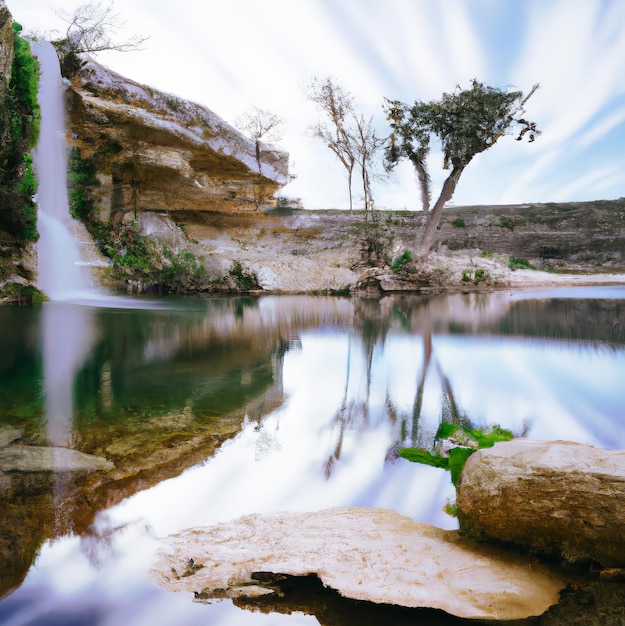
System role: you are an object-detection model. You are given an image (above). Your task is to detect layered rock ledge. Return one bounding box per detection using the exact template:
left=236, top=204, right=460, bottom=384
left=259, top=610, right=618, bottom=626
left=152, top=507, right=564, bottom=620
left=457, top=440, right=625, bottom=567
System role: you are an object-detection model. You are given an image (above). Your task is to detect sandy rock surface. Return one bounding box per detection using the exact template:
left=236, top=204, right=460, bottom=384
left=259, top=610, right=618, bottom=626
left=153, top=507, right=564, bottom=620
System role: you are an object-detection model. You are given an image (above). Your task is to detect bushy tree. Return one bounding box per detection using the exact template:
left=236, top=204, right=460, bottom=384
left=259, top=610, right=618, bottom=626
left=385, top=79, right=539, bottom=259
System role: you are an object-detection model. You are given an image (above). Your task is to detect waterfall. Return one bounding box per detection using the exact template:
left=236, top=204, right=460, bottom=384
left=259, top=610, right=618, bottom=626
left=32, top=40, right=103, bottom=301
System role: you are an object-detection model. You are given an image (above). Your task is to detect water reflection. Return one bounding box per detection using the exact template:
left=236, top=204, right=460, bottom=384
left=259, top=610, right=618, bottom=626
left=0, top=289, right=624, bottom=624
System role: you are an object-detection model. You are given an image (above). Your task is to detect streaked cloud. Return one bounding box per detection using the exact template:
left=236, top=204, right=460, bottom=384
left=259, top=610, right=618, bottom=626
left=8, top=0, right=625, bottom=209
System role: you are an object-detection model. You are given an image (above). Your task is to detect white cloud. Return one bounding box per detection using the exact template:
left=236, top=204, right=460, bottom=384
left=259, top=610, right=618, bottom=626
left=8, top=0, right=625, bottom=209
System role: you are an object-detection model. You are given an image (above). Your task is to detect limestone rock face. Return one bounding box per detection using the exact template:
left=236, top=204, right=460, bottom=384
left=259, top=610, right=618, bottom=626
left=456, top=440, right=625, bottom=567
left=66, top=57, right=289, bottom=219
left=153, top=507, right=564, bottom=620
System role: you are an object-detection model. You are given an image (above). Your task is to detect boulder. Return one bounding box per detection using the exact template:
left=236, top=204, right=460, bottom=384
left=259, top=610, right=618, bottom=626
left=153, top=507, right=564, bottom=620
left=456, top=439, right=625, bottom=567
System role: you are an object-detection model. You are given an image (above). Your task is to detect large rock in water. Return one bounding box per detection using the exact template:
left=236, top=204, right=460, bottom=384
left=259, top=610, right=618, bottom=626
left=153, top=507, right=564, bottom=620
left=456, top=440, right=625, bottom=567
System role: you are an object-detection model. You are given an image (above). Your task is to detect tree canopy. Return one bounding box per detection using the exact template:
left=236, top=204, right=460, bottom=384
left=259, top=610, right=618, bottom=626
left=384, top=79, right=539, bottom=258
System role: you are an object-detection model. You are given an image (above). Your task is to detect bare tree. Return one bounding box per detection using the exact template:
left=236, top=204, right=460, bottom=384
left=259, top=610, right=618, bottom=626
left=53, top=1, right=148, bottom=75
left=235, top=107, right=283, bottom=175
left=306, top=77, right=357, bottom=210
left=353, top=113, right=385, bottom=212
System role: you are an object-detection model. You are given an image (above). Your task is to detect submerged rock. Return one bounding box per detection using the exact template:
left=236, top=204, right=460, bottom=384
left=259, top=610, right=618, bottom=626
left=0, top=427, right=23, bottom=448
left=456, top=440, right=625, bottom=567
left=0, top=445, right=114, bottom=473
left=153, top=507, right=564, bottom=620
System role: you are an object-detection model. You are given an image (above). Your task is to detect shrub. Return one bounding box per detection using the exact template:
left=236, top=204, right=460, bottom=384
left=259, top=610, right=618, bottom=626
left=508, top=256, right=536, bottom=270
left=229, top=261, right=259, bottom=291
left=390, top=249, right=412, bottom=273
left=461, top=269, right=472, bottom=282
left=499, top=215, right=514, bottom=230
left=473, top=268, right=489, bottom=283
left=451, top=217, right=465, bottom=228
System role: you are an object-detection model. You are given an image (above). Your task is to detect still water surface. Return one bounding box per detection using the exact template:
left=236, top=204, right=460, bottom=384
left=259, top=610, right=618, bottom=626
left=1, top=288, right=624, bottom=625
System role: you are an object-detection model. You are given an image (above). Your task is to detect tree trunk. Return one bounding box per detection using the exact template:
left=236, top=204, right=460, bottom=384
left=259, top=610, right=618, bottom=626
left=416, top=165, right=465, bottom=260
left=410, top=155, right=431, bottom=212
left=347, top=169, right=353, bottom=211
left=255, top=140, right=262, bottom=175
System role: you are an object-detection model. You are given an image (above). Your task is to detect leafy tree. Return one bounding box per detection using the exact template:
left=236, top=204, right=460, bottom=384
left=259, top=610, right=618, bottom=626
left=53, top=1, right=148, bottom=76
left=235, top=106, right=284, bottom=175
left=385, top=79, right=539, bottom=259
left=307, top=77, right=384, bottom=211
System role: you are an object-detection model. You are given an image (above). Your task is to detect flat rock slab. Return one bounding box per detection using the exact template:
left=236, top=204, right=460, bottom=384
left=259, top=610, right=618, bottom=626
left=0, top=445, right=114, bottom=473
left=153, top=507, right=564, bottom=620
left=457, top=440, right=625, bottom=567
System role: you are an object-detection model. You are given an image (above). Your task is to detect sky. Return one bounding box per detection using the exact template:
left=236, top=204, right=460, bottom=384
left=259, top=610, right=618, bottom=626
left=8, top=0, right=625, bottom=210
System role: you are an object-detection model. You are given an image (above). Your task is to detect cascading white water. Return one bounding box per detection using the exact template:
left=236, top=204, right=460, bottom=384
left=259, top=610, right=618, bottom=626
left=32, top=40, right=98, bottom=301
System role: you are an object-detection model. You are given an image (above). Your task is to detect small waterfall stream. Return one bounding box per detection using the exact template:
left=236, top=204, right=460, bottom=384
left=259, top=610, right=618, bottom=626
left=32, top=40, right=102, bottom=301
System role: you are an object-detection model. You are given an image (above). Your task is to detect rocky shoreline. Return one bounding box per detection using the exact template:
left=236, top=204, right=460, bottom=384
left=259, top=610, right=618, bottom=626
left=152, top=440, right=625, bottom=623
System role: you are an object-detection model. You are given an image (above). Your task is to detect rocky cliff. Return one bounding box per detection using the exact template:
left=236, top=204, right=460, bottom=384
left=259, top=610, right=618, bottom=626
left=0, top=1, right=13, bottom=82
left=65, top=56, right=289, bottom=222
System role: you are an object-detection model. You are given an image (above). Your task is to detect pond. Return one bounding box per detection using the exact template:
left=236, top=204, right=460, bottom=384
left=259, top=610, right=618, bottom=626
left=1, top=287, right=624, bottom=625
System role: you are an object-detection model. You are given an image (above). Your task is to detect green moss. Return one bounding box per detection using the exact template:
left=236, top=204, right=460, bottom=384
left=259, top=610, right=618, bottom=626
left=399, top=423, right=514, bottom=487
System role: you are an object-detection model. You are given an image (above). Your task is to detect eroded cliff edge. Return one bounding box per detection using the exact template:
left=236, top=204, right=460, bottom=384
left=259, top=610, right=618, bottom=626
left=65, top=55, right=289, bottom=220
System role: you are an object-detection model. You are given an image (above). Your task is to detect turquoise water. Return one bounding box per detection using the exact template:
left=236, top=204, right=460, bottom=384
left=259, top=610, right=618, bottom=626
left=1, top=288, right=624, bottom=625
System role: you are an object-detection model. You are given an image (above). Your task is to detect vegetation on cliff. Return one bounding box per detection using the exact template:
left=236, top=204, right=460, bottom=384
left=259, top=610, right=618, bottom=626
left=0, top=24, right=40, bottom=245
left=0, top=18, right=41, bottom=302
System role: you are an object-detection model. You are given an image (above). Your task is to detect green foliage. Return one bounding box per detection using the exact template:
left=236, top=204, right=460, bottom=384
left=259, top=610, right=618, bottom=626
left=390, top=249, right=412, bottom=273
left=508, top=256, right=536, bottom=270
left=229, top=261, right=259, bottom=291
left=473, top=268, right=489, bottom=283
left=0, top=282, right=47, bottom=304
left=499, top=215, right=515, bottom=230
left=0, top=33, right=40, bottom=241
left=451, top=217, right=465, bottom=228
left=384, top=80, right=539, bottom=222
left=461, top=268, right=490, bottom=284
left=479, top=251, right=492, bottom=257
left=399, top=423, right=514, bottom=487
left=161, top=248, right=206, bottom=291
left=68, top=148, right=100, bottom=220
